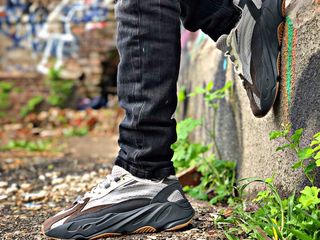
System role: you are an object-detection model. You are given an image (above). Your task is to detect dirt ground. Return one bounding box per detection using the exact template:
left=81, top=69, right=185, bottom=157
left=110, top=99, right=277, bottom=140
left=0, top=135, right=227, bottom=240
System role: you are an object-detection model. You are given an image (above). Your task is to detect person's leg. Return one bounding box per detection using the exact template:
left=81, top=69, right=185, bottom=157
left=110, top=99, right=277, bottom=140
left=43, top=1, right=195, bottom=238
left=114, top=0, right=181, bottom=179
left=42, top=0, right=256, bottom=238
left=115, top=0, right=243, bottom=180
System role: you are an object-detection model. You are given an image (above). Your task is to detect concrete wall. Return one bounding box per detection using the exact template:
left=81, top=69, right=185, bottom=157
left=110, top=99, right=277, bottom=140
left=178, top=0, right=320, bottom=194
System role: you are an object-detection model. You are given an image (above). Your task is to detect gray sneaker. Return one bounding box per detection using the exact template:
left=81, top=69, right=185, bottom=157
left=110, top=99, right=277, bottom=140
left=217, top=0, right=286, bottom=117
left=42, top=166, right=194, bottom=239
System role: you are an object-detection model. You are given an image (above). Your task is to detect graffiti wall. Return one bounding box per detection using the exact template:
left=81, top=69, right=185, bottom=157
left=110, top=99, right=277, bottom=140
left=0, top=0, right=118, bottom=120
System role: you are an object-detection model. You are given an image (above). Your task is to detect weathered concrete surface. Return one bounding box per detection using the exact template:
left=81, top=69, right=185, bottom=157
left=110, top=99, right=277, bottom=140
left=178, top=0, right=320, bottom=194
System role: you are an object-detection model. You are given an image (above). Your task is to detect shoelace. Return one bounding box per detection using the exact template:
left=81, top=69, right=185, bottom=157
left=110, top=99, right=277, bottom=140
left=216, top=32, right=247, bottom=87
left=74, top=174, right=120, bottom=203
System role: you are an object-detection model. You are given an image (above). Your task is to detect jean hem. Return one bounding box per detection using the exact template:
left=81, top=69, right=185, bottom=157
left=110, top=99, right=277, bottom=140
left=115, top=157, right=176, bottom=180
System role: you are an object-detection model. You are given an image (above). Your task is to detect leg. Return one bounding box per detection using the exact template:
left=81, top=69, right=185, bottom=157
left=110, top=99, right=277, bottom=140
left=115, top=0, right=181, bottom=179
left=43, top=1, right=244, bottom=237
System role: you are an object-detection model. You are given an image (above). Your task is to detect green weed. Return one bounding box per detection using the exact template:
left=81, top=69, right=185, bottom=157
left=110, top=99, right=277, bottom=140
left=1, top=139, right=53, bottom=152
left=171, top=118, right=209, bottom=171
left=172, top=118, right=236, bottom=204
left=189, top=81, right=232, bottom=109
left=172, top=80, right=236, bottom=204
left=270, top=125, right=320, bottom=186
left=46, top=68, right=74, bottom=107
left=20, top=96, right=44, bottom=117
left=0, top=82, right=13, bottom=116
left=216, top=127, right=320, bottom=239
left=185, top=155, right=236, bottom=204
left=63, top=127, right=89, bottom=137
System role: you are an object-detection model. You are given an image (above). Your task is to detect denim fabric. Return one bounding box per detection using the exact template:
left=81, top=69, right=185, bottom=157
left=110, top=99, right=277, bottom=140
left=115, top=0, right=239, bottom=179
left=180, top=0, right=241, bottom=41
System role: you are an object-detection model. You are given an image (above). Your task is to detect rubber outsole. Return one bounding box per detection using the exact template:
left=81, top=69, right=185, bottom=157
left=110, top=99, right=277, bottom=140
left=274, top=0, right=286, bottom=109
left=87, top=219, right=193, bottom=239
left=43, top=218, right=193, bottom=240
left=43, top=200, right=194, bottom=240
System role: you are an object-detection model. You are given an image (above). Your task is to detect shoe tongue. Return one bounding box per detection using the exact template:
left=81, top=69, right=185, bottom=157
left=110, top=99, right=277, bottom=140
left=111, top=165, right=129, bottom=179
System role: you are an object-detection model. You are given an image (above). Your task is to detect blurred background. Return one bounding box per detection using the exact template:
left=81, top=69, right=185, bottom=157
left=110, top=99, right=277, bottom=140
left=0, top=4, right=125, bottom=236
left=0, top=0, right=122, bottom=152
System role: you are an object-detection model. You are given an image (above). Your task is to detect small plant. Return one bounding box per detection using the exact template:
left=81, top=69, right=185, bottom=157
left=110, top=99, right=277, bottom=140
left=63, top=127, right=89, bottom=137
left=177, top=86, right=186, bottom=103
left=189, top=81, right=233, bottom=109
left=20, top=96, right=44, bottom=117
left=185, top=155, right=236, bottom=204
left=188, top=81, right=233, bottom=159
left=1, top=139, right=53, bottom=152
left=171, top=118, right=209, bottom=171
left=0, top=82, right=13, bottom=116
left=218, top=177, right=320, bottom=240
left=46, top=68, right=74, bottom=107
left=172, top=81, right=236, bottom=205
left=270, top=125, right=320, bottom=186
left=217, top=127, right=320, bottom=240
left=171, top=117, right=236, bottom=204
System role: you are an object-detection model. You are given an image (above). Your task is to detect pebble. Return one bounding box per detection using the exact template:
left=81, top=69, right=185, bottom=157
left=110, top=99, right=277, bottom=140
left=24, top=203, right=42, bottom=210
left=52, top=178, right=64, bottom=185
left=23, top=190, right=47, bottom=202
left=0, top=181, right=8, bottom=188
left=45, top=172, right=59, bottom=179
left=147, top=236, right=157, bottom=240
left=7, top=183, right=18, bottom=194
left=0, top=195, right=8, bottom=201
left=20, top=183, right=32, bottom=191
left=39, top=175, right=46, bottom=181
left=5, top=158, right=14, bottom=163
left=81, top=173, right=91, bottom=182
left=3, top=123, right=22, bottom=131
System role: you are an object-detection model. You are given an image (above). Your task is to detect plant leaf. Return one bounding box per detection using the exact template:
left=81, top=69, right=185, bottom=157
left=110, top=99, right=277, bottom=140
left=289, top=229, right=313, bottom=240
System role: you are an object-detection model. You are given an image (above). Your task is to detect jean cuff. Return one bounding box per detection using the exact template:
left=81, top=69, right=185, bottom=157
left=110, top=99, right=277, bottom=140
left=115, top=157, right=176, bottom=180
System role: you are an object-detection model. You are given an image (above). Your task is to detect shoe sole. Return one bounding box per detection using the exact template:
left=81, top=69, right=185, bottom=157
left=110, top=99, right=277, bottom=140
left=43, top=218, right=193, bottom=240
left=269, top=0, right=286, bottom=118
left=88, top=219, right=193, bottom=240
left=43, top=200, right=194, bottom=239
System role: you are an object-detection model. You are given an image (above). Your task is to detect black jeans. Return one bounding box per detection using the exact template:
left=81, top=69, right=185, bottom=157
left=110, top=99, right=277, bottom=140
left=115, top=0, right=240, bottom=179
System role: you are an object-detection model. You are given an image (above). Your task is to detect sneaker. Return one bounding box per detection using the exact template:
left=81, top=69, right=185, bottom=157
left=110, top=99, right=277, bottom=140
left=42, top=166, right=195, bottom=239
left=217, top=0, right=286, bottom=117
